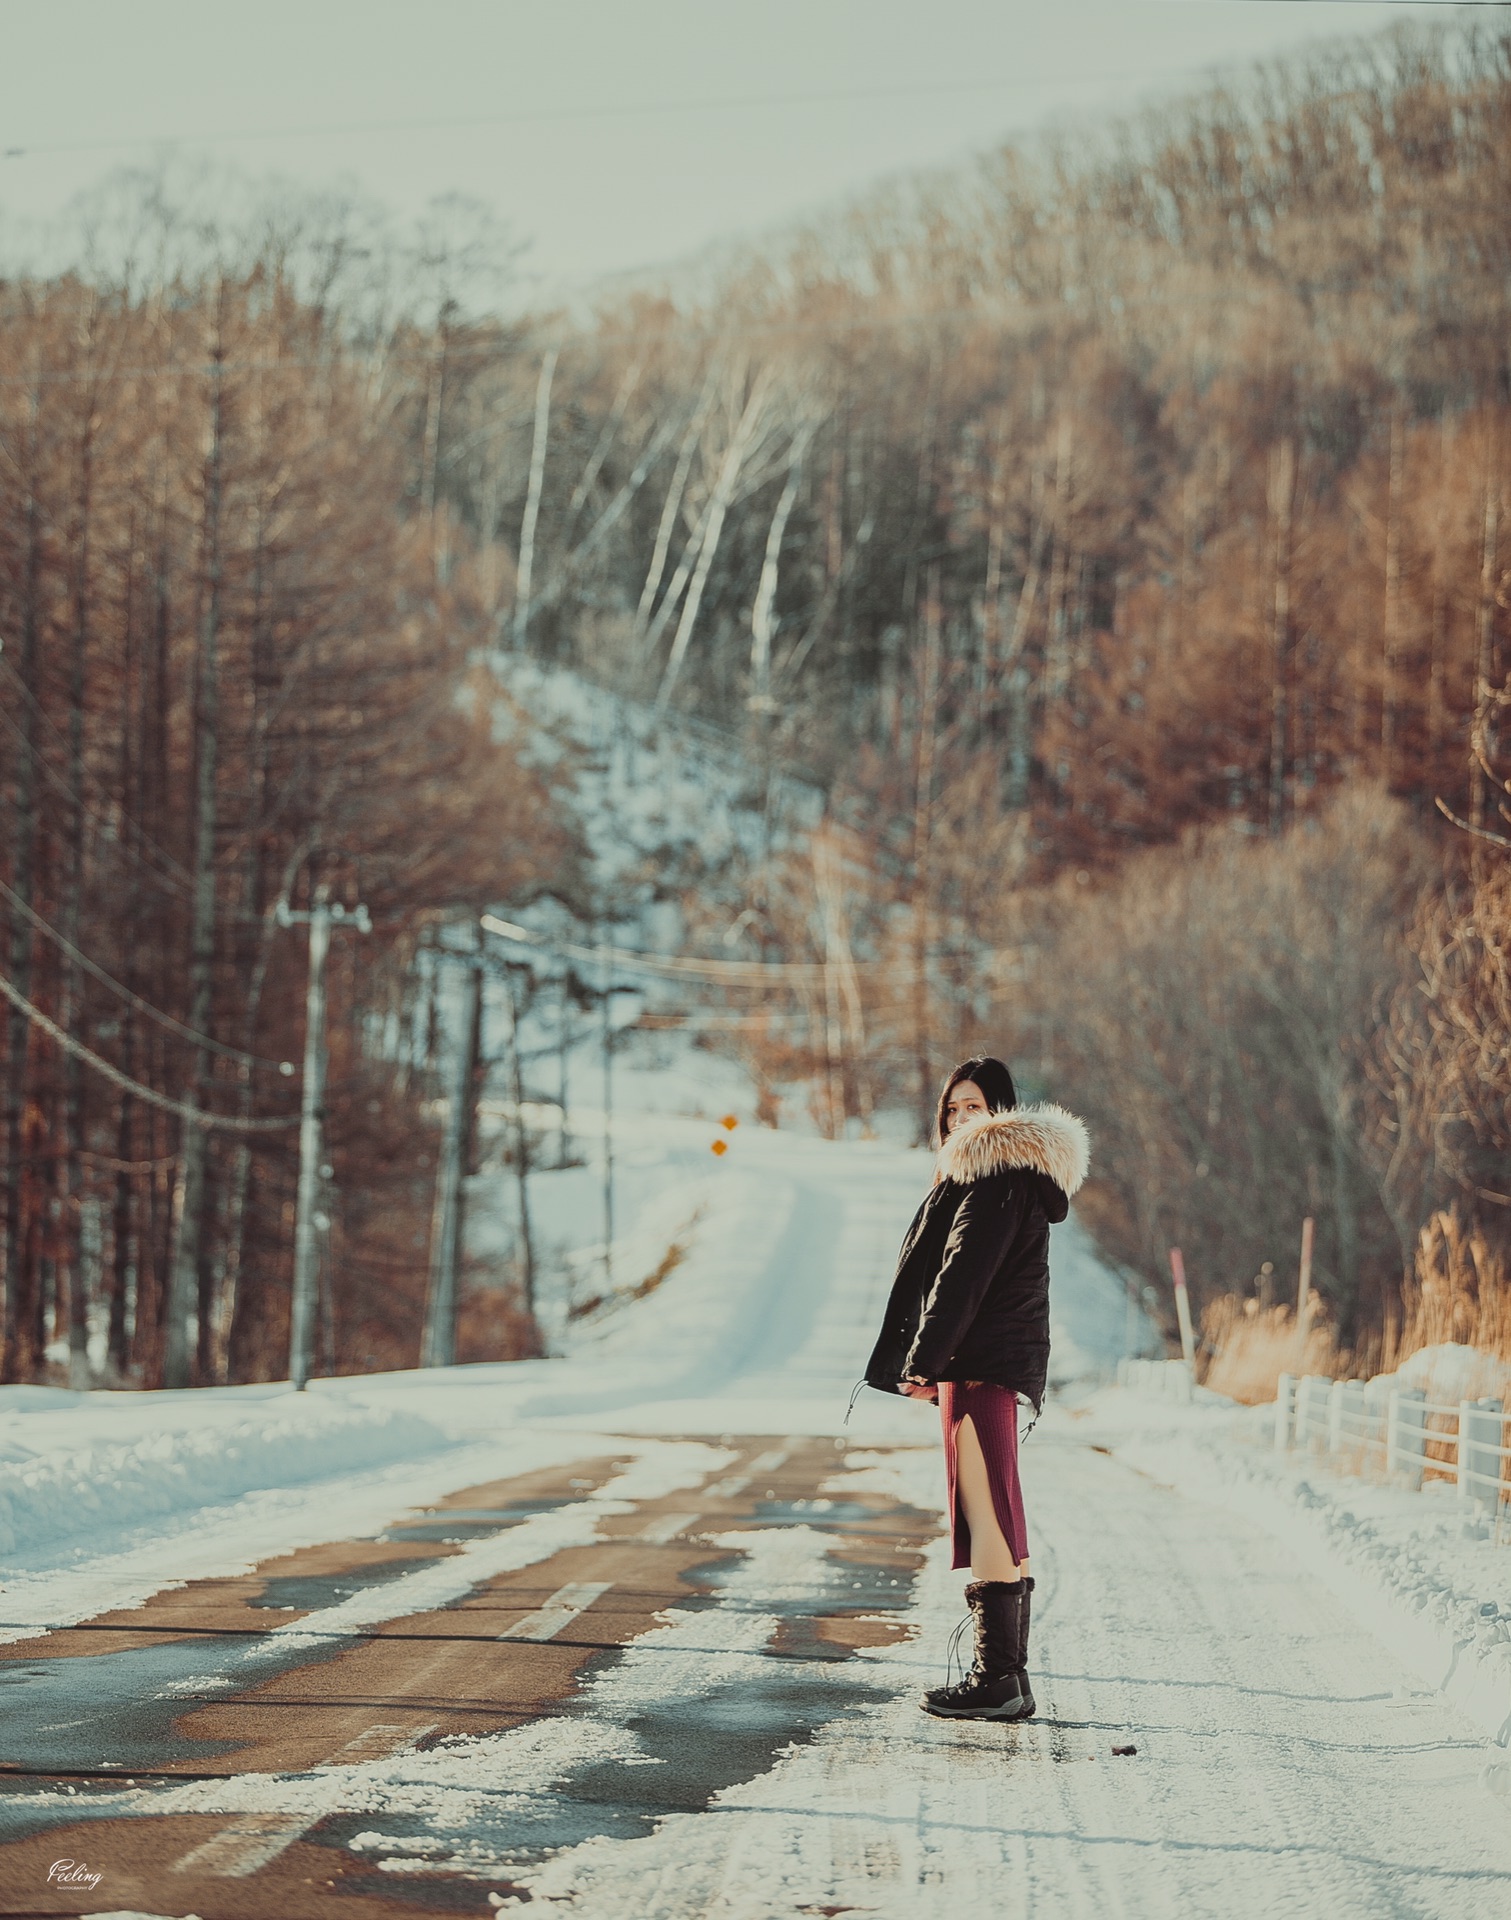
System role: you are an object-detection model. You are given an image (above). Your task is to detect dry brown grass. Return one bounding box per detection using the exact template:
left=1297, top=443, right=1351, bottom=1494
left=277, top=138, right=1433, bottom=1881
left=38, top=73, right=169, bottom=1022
left=1199, top=1295, right=1340, bottom=1404
left=1398, top=1206, right=1511, bottom=1368
left=1201, top=1204, right=1511, bottom=1415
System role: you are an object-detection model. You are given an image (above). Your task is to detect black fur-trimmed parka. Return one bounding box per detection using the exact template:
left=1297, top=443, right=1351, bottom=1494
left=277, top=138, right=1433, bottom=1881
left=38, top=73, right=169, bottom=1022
left=863, top=1105, right=1090, bottom=1412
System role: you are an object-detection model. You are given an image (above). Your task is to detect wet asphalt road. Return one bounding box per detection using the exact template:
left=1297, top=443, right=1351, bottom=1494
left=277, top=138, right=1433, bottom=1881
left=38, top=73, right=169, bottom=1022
left=0, top=1436, right=933, bottom=1919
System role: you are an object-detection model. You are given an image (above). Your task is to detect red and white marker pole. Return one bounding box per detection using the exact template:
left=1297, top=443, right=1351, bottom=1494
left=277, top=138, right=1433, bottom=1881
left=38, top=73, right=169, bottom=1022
left=1295, top=1214, right=1315, bottom=1364
left=1169, top=1246, right=1197, bottom=1373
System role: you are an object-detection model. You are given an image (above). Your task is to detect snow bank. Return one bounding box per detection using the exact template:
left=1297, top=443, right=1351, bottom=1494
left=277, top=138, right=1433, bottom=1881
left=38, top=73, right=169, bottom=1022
left=1378, top=1340, right=1511, bottom=1405
left=0, top=1389, right=457, bottom=1562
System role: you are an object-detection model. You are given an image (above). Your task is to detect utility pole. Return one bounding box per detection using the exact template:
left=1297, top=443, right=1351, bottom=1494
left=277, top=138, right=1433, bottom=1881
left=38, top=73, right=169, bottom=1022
left=600, top=931, right=614, bottom=1293
left=280, top=889, right=370, bottom=1391
left=500, top=960, right=540, bottom=1351
left=421, top=934, right=484, bottom=1368
left=555, top=973, right=572, bottom=1170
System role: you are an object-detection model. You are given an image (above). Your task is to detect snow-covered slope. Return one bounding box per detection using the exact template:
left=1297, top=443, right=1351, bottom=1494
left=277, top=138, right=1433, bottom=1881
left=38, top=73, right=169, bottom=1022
left=458, top=657, right=832, bottom=1315
left=497, top=656, right=821, bottom=902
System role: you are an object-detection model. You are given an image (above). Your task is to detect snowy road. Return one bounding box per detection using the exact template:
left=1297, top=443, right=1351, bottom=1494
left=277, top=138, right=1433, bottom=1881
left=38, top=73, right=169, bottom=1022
left=514, top=1428, right=1511, bottom=1918
left=1, top=1123, right=1509, bottom=1916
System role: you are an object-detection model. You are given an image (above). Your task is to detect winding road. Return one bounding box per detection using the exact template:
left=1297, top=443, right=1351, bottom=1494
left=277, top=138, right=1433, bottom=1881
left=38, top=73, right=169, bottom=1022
left=1, top=1123, right=1507, bottom=1917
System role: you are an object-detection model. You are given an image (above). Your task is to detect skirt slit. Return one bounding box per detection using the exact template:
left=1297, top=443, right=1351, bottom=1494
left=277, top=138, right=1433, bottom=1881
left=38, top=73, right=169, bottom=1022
left=939, top=1380, right=1028, bottom=1571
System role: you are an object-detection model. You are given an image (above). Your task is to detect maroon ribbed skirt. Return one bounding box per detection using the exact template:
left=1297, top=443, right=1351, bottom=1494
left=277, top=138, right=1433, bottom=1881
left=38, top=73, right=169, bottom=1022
left=939, top=1380, right=1028, bottom=1571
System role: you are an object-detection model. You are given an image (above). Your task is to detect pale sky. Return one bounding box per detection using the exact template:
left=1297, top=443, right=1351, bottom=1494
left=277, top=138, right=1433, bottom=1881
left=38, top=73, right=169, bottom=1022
left=0, top=1, right=1454, bottom=299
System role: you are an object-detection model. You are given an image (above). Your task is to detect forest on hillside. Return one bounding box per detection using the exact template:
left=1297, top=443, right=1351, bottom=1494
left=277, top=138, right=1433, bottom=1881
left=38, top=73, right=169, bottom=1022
left=2, top=16, right=1509, bottom=1385
left=425, top=18, right=1511, bottom=1375
left=0, top=272, right=575, bottom=1388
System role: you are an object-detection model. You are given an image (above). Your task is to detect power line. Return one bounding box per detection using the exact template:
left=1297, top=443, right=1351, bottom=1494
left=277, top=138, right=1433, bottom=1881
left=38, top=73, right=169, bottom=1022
left=483, top=914, right=840, bottom=988
left=0, top=871, right=289, bottom=1071
left=480, top=914, right=1001, bottom=990
left=0, top=960, right=300, bottom=1133
left=0, top=1146, right=180, bottom=1177
left=9, top=22, right=1499, bottom=170
left=0, top=58, right=1292, bottom=164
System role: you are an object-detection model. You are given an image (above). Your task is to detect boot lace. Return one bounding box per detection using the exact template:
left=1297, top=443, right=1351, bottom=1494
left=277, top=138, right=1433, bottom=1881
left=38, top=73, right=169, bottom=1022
left=944, top=1610, right=974, bottom=1690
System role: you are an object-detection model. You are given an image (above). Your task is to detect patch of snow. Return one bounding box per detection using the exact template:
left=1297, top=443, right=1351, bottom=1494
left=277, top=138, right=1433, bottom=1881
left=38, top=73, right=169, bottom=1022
left=1377, top=1341, right=1511, bottom=1406
left=0, top=1390, right=455, bottom=1563
left=250, top=1438, right=728, bottom=1655
left=1084, top=1384, right=1511, bottom=1747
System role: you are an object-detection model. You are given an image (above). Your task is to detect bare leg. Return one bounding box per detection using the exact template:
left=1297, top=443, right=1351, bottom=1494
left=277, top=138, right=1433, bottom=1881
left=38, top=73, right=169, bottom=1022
left=956, top=1414, right=1021, bottom=1583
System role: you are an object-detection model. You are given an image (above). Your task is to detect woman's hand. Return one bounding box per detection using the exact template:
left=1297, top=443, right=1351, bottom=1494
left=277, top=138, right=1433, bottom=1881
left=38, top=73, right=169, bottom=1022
left=900, top=1376, right=938, bottom=1402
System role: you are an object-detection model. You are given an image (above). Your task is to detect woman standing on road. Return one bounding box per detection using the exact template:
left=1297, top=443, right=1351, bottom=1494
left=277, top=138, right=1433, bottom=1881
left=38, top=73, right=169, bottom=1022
left=863, top=1056, right=1088, bottom=1722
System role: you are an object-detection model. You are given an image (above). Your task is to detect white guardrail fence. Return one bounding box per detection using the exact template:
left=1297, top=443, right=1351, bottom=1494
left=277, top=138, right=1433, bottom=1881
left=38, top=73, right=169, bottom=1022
left=1118, top=1357, right=1511, bottom=1536
left=1118, top=1357, right=1198, bottom=1403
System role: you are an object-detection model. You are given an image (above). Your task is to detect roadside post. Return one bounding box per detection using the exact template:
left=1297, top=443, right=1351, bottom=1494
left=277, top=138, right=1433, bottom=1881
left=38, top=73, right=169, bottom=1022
left=1460, top=1398, right=1506, bottom=1510
left=1169, top=1246, right=1197, bottom=1387
left=1294, top=1215, right=1315, bottom=1364
left=1275, top=1371, right=1295, bottom=1450
left=420, top=929, right=485, bottom=1370
left=1386, top=1385, right=1427, bottom=1488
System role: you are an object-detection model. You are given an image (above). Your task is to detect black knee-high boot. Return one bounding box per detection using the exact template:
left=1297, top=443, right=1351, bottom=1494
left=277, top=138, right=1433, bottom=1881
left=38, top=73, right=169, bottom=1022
left=1013, top=1575, right=1035, bottom=1718
left=921, top=1580, right=1024, bottom=1719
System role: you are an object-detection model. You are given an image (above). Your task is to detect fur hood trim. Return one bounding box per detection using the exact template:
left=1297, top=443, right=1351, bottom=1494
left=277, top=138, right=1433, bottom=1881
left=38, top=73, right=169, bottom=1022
left=936, top=1103, right=1089, bottom=1197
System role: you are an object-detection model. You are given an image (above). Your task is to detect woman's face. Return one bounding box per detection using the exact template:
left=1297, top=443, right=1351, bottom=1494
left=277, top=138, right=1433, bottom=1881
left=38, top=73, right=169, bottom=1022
left=944, top=1079, right=990, bottom=1135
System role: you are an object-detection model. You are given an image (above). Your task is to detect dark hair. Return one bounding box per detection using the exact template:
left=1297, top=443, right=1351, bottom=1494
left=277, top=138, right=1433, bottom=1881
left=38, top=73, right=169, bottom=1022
left=935, top=1055, right=1018, bottom=1143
